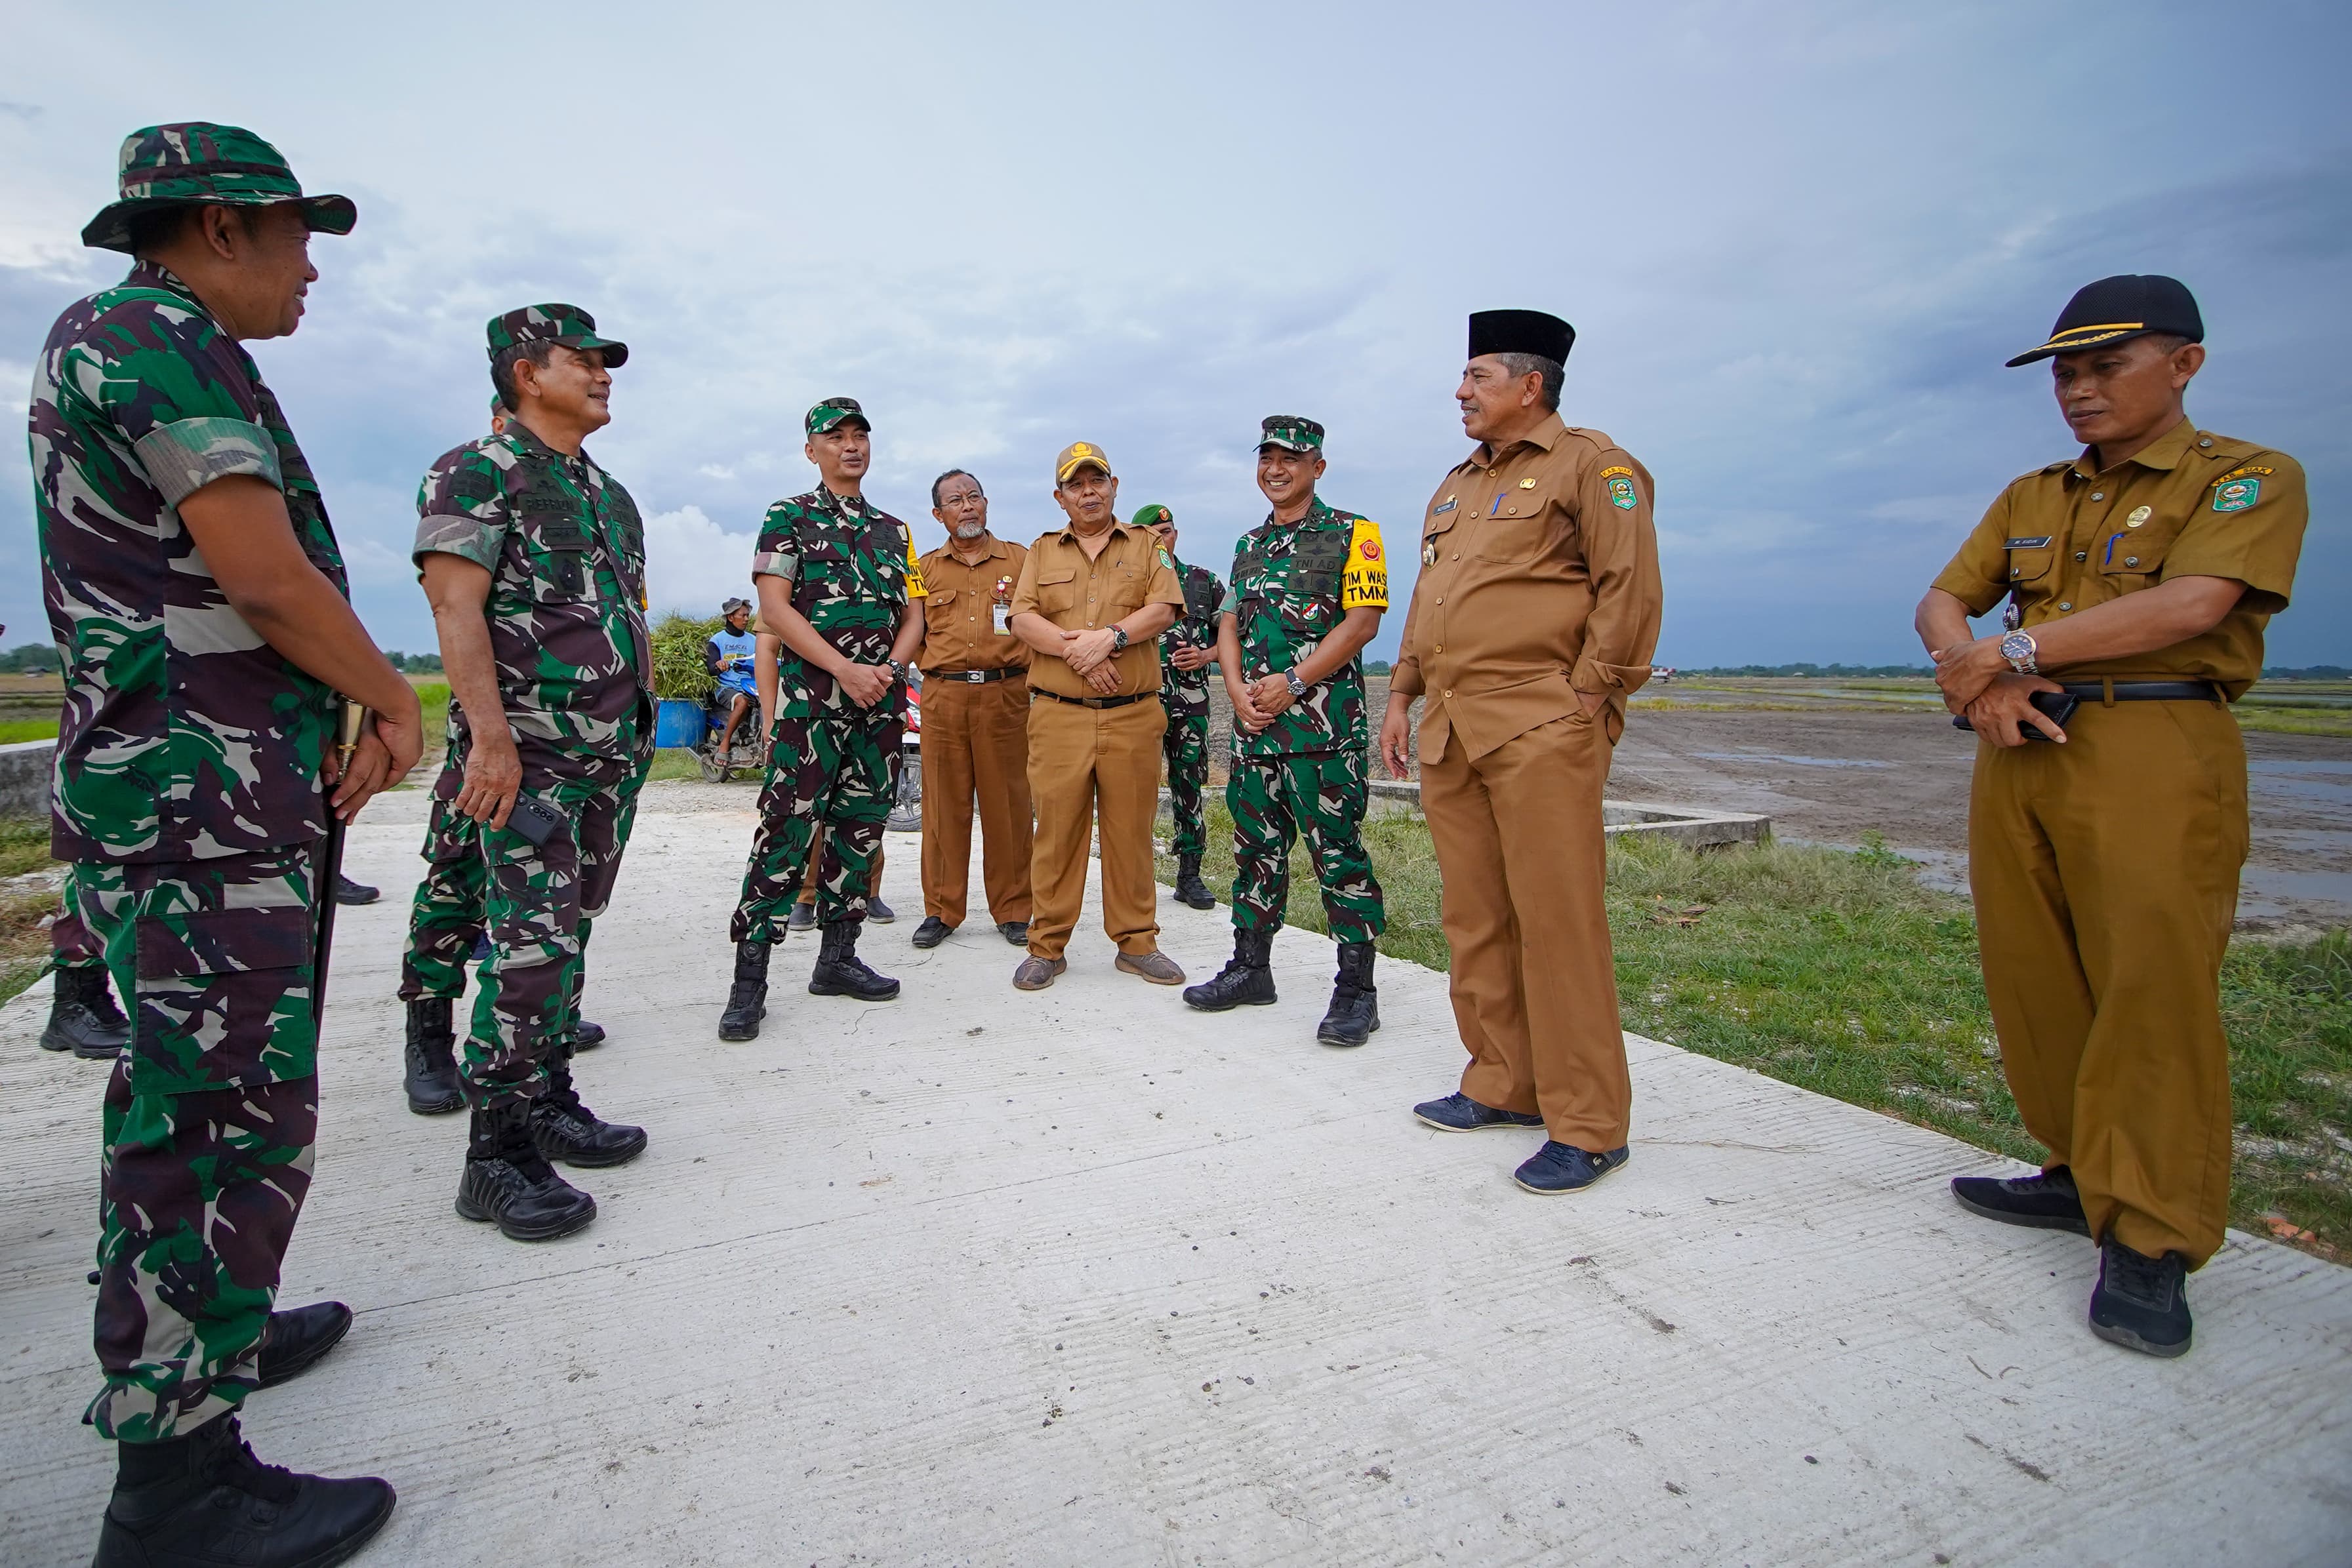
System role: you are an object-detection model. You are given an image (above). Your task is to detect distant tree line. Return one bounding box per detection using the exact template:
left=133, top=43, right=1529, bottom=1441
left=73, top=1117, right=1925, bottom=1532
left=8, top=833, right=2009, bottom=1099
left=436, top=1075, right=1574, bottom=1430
left=1684, top=662, right=1934, bottom=677
left=384, top=650, right=444, bottom=673
left=0, top=643, right=56, bottom=673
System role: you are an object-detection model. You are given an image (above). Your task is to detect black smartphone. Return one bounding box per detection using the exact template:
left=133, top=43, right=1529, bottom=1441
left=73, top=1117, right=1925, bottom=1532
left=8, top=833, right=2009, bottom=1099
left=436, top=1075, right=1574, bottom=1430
left=504, top=794, right=567, bottom=847
left=1952, top=691, right=2080, bottom=742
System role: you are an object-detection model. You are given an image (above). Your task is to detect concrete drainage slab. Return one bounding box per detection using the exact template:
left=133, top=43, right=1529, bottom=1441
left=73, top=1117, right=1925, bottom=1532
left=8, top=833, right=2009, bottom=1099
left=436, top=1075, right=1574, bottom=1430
left=1358, top=778, right=1770, bottom=849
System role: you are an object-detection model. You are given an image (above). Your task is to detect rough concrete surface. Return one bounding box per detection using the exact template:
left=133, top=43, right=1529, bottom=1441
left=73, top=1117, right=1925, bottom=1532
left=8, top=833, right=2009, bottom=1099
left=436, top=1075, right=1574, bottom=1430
left=3, top=782, right=2348, bottom=1566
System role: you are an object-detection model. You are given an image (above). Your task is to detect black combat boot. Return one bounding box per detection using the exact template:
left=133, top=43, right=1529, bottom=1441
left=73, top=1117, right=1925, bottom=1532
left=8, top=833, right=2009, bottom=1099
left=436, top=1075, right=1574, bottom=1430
left=1173, top=854, right=1216, bottom=910
left=718, top=938, right=770, bottom=1041
left=454, top=1099, right=596, bottom=1241
left=401, top=997, right=464, bottom=1116
left=1182, top=928, right=1278, bottom=1011
left=92, top=1411, right=395, bottom=1568
left=531, top=1052, right=648, bottom=1167
left=1316, top=941, right=1381, bottom=1047
left=40, top=964, right=130, bottom=1059
left=810, top=921, right=901, bottom=1000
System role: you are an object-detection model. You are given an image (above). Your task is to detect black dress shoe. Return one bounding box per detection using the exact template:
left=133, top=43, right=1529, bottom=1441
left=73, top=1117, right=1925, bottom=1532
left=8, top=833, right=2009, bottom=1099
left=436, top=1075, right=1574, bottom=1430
left=2089, top=1238, right=2193, bottom=1357
left=256, top=1301, right=352, bottom=1389
left=573, top=1018, right=607, bottom=1049
left=1951, top=1165, right=2090, bottom=1236
left=93, top=1413, right=395, bottom=1568
left=332, top=874, right=379, bottom=906
left=998, top=920, right=1029, bottom=946
left=912, top=915, right=953, bottom=949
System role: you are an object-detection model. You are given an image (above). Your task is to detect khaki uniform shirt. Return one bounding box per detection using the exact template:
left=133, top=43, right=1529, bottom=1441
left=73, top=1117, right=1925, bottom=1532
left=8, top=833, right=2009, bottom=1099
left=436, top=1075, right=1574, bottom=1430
left=1392, top=413, right=1663, bottom=760
left=1931, top=418, right=2307, bottom=700
left=917, top=534, right=1032, bottom=674
left=1010, top=521, right=1185, bottom=699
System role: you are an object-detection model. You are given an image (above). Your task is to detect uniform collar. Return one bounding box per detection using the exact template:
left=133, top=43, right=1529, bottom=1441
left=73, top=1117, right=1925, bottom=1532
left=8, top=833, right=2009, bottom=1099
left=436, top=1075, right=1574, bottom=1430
left=1054, top=518, right=1137, bottom=546
left=1465, top=410, right=1568, bottom=469
left=2069, top=415, right=2197, bottom=479
left=944, top=532, right=1009, bottom=563
left=1259, top=494, right=1334, bottom=533
left=813, top=483, right=869, bottom=515
left=123, top=258, right=205, bottom=310
left=499, top=415, right=596, bottom=473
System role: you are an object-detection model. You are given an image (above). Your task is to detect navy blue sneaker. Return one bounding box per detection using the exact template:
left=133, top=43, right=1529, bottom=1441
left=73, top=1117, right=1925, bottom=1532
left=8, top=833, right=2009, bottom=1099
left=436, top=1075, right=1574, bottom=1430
left=2088, top=1239, right=2193, bottom=1358
left=1513, top=1141, right=1630, bottom=1194
left=1413, top=1092, right=1545, bottom=1133
left=1951, top=1165, right=2088, bottom=1236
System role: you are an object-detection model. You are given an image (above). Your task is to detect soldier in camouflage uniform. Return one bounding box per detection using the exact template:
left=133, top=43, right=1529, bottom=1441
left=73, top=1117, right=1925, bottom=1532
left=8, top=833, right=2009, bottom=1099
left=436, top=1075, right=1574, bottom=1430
left=38, top=864, right=132, bottom=1058
left=33, top=123, right=418, bottom=1566
left=1183, top=416, right=1389, bottom=1047
left=720, top=397, right=927, bottom=1037
left=1132, top=504, right=1224, bottom=910
left=397, top=397, right=610, bottom=1121
left=415, top=303, right=655, bottom=1245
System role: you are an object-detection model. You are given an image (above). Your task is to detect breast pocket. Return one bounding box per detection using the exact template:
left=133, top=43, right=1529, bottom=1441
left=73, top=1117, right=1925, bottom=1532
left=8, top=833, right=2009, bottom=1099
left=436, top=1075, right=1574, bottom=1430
left=516, top=506, right=593, bottom=601
left=1037, top=569, right=1078, bottom=614
left=2097, top=513, right=2182, bottom=580
left=2004, top=543, right=2056, bottom=584
left=1103, top=565, right=1146, bottom=618
left=1472, top=512, right=1547, bottom=565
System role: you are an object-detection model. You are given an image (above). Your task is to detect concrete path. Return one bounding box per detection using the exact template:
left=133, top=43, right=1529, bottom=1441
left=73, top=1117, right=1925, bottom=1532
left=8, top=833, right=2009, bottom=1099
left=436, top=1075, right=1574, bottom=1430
left=3, top=783, right=2347, bottom=1566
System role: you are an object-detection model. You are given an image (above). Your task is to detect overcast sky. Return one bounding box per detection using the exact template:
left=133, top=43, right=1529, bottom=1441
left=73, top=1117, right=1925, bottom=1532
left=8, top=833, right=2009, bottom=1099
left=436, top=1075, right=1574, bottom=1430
left=3, top=0, right=2344, bottom=668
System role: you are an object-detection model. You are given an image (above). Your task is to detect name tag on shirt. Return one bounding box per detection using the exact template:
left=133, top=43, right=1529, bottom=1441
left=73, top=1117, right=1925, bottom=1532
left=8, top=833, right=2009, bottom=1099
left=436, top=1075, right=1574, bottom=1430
left=992, top=603, right=1011, bottom=635
left=2004, top=536, right=2054, bottom=549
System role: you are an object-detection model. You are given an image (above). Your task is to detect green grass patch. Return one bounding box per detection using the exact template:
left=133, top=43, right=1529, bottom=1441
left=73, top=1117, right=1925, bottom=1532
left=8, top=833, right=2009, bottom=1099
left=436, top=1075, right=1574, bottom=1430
left=1160, top=801, right=2351, bottom=1260
left=0, top=718, right=59, bottom=743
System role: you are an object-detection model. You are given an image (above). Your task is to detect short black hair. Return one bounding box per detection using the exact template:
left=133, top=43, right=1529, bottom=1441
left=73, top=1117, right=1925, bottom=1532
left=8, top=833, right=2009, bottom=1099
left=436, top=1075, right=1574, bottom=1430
left=126, top=202, right=236, bottom=259
left=931, top=468, right=982, bottom=508
left=1496, top=352, right=1563, bottom=412
left=491, top=341, right=559, bottom=413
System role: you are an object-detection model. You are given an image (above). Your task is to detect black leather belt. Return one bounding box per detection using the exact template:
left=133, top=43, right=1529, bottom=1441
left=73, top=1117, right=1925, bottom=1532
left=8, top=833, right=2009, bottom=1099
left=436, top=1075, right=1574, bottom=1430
left=1034, top=689, right=1157, bottom=710
left=2052, top=681, right=2225, bottom=702
left=929, top=667, right=1018, bottom=684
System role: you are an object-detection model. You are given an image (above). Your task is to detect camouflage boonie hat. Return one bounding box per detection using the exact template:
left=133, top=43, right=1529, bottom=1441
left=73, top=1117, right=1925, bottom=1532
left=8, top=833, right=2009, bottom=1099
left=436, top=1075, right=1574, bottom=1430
left=1258, top=415, right=1324, bottom=453
left=806, top=397, right=870, bottom=435
left=485, top=304, right=629, bottom=368
left=1131, top=504, right=1173, bottom=529
left=83, top=122, right=357, bottom=253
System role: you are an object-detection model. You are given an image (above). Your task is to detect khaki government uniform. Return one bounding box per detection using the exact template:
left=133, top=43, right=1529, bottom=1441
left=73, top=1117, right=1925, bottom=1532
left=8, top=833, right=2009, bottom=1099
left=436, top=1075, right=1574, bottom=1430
left=1011, top=521, right=1185, bottom=961
left=1392, top=413, right=1663, bottom=1150
left=1932, top=417, right=2308, bottom=1267
left=917, top=534, right=1035, bottom=929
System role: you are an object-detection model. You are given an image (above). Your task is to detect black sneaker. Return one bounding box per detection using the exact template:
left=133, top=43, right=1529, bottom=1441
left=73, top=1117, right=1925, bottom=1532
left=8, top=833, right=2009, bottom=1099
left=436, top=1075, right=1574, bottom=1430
left=333, top=874, right=379, bottom=906
left=1951, top=1165, right=2090, bottom=1236
left=2088, top=1239, right=2193, bottom=1358
left=1513, top=1141, right=1630, bottom=1195
left=912, top=915, right=953, bottom=949
left=455, top=1104, right=596, bottom=1241
left=92, top=1413, right=395, bottom=1568
left=866, top=895, right=897, bottom=924
left=529, top=1062, right=647, bottom=1168
left=1412, top=1092, right=1545, bottom=1133
left=255, top=1300, right=353, bottom=1389
left=787, top=902, right=816, bottom=933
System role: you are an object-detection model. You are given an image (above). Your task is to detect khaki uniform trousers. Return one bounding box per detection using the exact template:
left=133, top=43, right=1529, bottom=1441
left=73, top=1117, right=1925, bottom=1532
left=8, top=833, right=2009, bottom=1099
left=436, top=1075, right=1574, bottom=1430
left=1423, top=710, right=1631, bottom=1150
left=1969, top=698, right=2245, bottom=1268
left=920, top=677, right=1035, bottom=928
left=1025, top=694, right=1166, bottom=962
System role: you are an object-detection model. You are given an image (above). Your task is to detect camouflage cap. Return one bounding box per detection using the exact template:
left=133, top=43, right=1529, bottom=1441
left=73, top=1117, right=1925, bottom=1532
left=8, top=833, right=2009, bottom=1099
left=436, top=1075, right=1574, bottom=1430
left=83, top=122, right=357, bottom=254
left=1131, top=504, right=1174, bottom=529
left=1257, top=415, right=1325, bottom=453
left=806, top=397, right=870, bottom=435
left=1055, top=440, right=1113, bottom=483
left=485, top=304, right=629, bottom=369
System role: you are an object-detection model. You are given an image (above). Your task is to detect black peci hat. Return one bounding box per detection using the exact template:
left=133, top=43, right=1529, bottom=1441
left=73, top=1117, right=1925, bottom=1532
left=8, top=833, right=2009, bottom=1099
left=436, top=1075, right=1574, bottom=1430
left=2006, top=275, right=2203, bottom=367
left=1469, top=309, right=1575, bottom=364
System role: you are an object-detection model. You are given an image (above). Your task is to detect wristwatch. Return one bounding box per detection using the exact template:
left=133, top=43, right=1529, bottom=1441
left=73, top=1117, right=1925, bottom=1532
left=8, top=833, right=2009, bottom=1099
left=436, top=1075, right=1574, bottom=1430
left=1110, top=626, right=1129, bottom=653
left=885, top=659, right=908, bottom=683
left=1997, top=630, right=2038, bottom=675
left=1284, top=670, right=1309, bottom=700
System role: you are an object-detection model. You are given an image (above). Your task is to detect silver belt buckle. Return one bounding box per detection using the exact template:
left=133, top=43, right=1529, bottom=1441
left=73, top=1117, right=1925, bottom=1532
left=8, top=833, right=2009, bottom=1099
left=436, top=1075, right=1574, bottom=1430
left=961, top=670, right=984, bottom=683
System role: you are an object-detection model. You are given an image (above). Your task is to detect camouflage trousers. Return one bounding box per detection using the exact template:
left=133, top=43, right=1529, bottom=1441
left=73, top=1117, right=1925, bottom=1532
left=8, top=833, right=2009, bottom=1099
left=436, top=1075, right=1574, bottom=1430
left=1162, top=704, right=1211, bottom=859
left=398, top=793, right=487, bottom=1001
left=52, top=862, right=104, bottom=967
left=1227, top=750, right=1386, bottom=946
left=733, top=711, right=901, bottom=940
left=74, top=847, right=322, bottom=1441
left=464, top=752, right=646, bottom=1108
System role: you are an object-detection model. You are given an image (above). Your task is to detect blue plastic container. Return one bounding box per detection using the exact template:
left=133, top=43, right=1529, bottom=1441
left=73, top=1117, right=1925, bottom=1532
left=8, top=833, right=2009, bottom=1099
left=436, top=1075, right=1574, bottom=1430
left=654, top=698, right=708, bottom=750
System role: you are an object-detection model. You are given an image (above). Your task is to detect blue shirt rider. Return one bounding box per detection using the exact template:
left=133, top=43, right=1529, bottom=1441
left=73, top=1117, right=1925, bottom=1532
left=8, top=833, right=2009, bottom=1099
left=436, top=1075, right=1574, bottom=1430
left=705, top=597, right=761, bottom=754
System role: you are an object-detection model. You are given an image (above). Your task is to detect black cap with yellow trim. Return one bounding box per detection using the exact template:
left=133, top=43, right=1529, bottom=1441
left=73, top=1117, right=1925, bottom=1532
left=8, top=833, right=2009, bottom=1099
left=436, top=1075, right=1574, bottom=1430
left=2006, top=274, right=2203, bottom=367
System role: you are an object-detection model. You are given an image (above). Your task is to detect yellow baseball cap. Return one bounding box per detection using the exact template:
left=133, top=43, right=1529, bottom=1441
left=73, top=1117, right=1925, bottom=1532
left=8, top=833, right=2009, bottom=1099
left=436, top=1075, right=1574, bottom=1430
left=1055, top=440, right=1113, bottom=484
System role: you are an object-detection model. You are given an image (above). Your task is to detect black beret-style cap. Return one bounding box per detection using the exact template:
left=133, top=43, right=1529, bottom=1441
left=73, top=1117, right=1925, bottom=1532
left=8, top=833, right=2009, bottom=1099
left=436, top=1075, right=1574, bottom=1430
left=1469, top=309, right=1575, bottom=364
left=2006, top=275, right=2204, bottom=367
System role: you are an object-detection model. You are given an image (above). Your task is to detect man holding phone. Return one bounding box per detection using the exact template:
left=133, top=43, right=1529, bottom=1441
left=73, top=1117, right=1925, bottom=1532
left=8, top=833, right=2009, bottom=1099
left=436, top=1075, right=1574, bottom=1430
left=416, top=304, right=657, bottom=1245
left=1915, top=275, right=2309, bottom=1357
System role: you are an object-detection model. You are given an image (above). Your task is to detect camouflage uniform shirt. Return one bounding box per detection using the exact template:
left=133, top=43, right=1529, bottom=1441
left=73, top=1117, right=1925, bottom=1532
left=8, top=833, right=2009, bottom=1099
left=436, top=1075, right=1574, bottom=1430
left=752, top=486, right=927, bottom=720
left=28, top=260, right=348, bottom=863
left=1160, top=556, right=1225, bottom=720
left=1225, top=497, right=1387, bottom=757
left=413, top=420, right=653, bottom=761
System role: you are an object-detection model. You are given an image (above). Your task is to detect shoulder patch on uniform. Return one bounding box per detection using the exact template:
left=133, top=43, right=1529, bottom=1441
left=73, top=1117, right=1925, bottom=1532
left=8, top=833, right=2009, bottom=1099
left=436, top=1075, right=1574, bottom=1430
left=1157, top=546, right=1175, bottom=569
left=1606, top=474, right=1639, bottom=511
left=2218, top=464, right=2275, bottom=482
left=2212, top=477, right=2261, bottom=513
left=1598, top=465, right=1634, bottom=479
